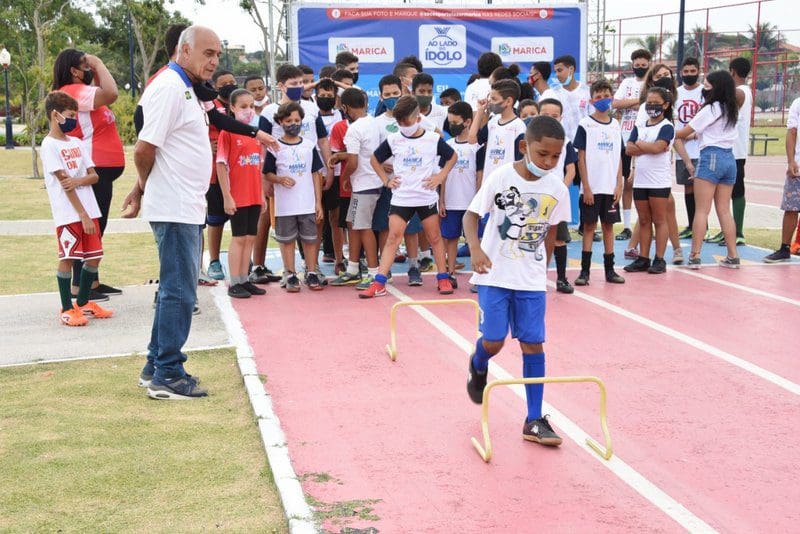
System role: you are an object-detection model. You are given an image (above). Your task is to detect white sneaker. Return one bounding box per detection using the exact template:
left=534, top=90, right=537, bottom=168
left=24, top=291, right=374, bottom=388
left=672, top=247, right=684, bottom=265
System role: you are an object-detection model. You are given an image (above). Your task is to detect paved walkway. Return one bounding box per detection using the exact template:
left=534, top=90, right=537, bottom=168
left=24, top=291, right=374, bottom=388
left=0, top=218, right=150, bottom=236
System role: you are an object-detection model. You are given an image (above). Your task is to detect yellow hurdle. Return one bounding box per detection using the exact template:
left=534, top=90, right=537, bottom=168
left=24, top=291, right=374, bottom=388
left=386, top=299, right=480, bottom=361
left=471, top=376, right=613, bottom=462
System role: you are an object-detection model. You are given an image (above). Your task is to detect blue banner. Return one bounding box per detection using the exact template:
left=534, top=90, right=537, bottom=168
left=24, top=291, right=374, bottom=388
left=292, top=5, right=586, bottom=111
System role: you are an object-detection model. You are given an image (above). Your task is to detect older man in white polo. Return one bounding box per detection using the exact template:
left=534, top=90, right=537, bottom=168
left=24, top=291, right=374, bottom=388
left=123, top=25, right=221, bottom=399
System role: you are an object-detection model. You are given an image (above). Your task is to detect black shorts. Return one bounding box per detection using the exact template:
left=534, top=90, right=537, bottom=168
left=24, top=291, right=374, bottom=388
left=389, top=203, right=439, bottom=223
left=556, top=220, right=570, bottom=242
left=205, top=183, right=229, bottom=226
left=322, top=176, right=340, bottom=211
left=621, top=148, right=633, bottom=179
left=733, top=159, right=746, bottom=198
left=338, top=197, right=351, bottom=228
left=579, top=193, right=621, bottom=225
left=230, top=204, right=261, bottom=236
left=675, top=159, right=698, bottom=186
left=633, top=187, right=671, bottom=201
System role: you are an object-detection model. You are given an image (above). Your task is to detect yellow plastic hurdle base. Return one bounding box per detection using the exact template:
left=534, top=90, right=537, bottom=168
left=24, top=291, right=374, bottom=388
left=471, top=376, right=613, bottom=463
left=385, top=298, right=480, bottom=361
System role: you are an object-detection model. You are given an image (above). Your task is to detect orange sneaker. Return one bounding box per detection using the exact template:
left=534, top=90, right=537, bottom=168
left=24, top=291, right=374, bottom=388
left=437, top=277, right=454, bottom=295
left=358, top=281, right=387, bottom=299
left=60, top=307, right=89, bottom=327
left=76, top=300, right=114, bottom=319
left=791, top=241, right=800, bottom=255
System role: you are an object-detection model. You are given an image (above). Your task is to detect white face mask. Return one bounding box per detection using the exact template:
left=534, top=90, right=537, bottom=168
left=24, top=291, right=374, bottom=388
left=254, top=96, right=269, bottom=107
left=399, top=123, right=419, bottom=137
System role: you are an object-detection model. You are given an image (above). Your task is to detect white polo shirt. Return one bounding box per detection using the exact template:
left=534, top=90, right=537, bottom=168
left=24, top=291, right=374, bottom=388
left=138, top=63, right=212, bottom=224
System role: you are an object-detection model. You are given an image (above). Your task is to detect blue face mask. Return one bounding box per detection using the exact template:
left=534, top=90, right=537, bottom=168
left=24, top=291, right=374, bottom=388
left=383, top=97, right=398, bottom=111
left=593, top=97, right=613, bottom=113
left=285, top=86, right=303, bottom=101
left=561, top=72, right=573, bottom=86
left=56, top=113, right=77, bottom=134
left=525, top=147, right=549, bottom=178
left=523, top=117, right=534, bottom=126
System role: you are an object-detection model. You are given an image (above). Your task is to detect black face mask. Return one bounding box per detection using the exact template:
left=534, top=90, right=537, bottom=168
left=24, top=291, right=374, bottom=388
left=317, top=97, right=336, bottom=112
left=193, top=81, right=219, bottom=102
left=341, top=107, right=353, bottom=123
left=701, top=88, right=711, bottom=101
left=448, top=122, right=466, bottom=137
left=654, top=77, right=673, bottom=91
left=351, top=72, right=359, bottom=85
left=218, top=84, right=238, bottom=101
left=81, top=68, right=94, bottom=85
left=682, top=74, right=699, bottom=86
left=633, top=67, right=648, bottom=79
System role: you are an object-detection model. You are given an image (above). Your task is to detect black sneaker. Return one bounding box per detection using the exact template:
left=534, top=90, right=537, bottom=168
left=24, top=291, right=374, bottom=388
left=522, top=415, right=563, bottom=446
left=138, top=363, right=155, bottom=388
left=467, top=356, right=488, bottom=404
left=306, top=272, right=323, bottom=290
left=72, top=289, right=110, bottom=302
left=624, top=256, right=651, bottom=273
left=648, top=257, right=667, bottom=274
left=448, top=273, right=458, bottom=289
left=763, top=248, right=790, bottom=263
left=242, top=281, right=267, bottom=295
left=228, top=284, right=251, bottom=299
left=286, top=273, right=301, bottom=293
left=96, top=283, right=122, bottom=295
left=408, top=266, right=423, bottom=286
left=419, top=257, right=435, bottom=272
left=615, top=228, right=632, bottom=241
left=605, top=270, right=625, bottom=284
left=249, top=265, right=271, bottom=284
left=574, top=271, right=590, bottom=286
left=147, top=376, right=208, bottom=400
left=556, top=279, right=574, bottom=294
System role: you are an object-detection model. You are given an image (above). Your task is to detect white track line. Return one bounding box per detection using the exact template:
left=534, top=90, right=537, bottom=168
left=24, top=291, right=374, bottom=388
left=673, top=268, right=800, bottom=308
left=552, top=281, right=800, bottom=396
left=211, top=285, right=317, bottom=534
left=384, top=284, right=716, bottom=533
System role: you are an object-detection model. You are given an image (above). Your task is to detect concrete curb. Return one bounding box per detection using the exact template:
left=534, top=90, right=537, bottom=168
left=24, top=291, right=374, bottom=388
left=210, top=285, right=318, bottom=534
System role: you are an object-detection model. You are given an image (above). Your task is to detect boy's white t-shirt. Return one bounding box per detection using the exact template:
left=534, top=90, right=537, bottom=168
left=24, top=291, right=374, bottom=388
left=260, top=100, right=327, bottom=144
left=373, top=130, right=455, bottom=207
left=573, top=116, right=622, bottom=194
left=423, top=103, right=448, bottom=132
left=319, top=109, right=343, bottom=134
left=688, top=102, right=738, bottom=150
left=41, top=135, right=101, bottom=227
left=733, top=83, right=753, bottom=159
left=550, top=82, right=592, bottom=142
left=262, top=137, right=324, bottom=216
left=464, top=78, right=492, bottom=110
left=478, top=115, right=527, bottom=180
left=343, top=114, right=383, bottom=192
left=787, top=97, right=800, bottom=169
left=675, top=85, right=703, bottom=160
left=444, top=139, right=483, bottom=210
left=375, top=113, right=436, bottom=143
left=468, top=163, right=570, bottom=292
left=629, top=119, right=675, bottom=188
left=614, top=76, right=644, bottom=143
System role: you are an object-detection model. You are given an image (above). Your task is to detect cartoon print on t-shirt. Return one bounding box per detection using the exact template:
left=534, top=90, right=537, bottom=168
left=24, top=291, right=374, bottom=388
left=494, top=186, right=559, bottom=260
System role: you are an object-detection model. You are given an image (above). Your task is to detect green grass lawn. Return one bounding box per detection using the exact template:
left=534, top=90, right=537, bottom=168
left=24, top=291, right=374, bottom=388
left=0, top=348, right=287, bottom=532
left=749, top=126, right=787, bottom=157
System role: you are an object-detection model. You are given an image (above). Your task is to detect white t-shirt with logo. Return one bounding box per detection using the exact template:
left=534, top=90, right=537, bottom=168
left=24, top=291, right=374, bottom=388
left=138, top=67, right=212, bottom=224
left=549, top=82, right=592, bottom=143
left=343, top=114, right=383, bottom=193
left=259, top=100, right=328, bottom=144
left=689, top=102, right=738, bottom=150
left=468, top=163, right=570, bottom=292
left=573, top=116, right=622, bottom=194
left=628, top=119, right=675, bottom=188
left=734, top=83, right=753, bottom=159
left=675, top=85, right=703, bottom=159
left=444, top=139, right=484, bottom=210
left=464, top=78, right=492, bottom=111
left=787, top=97, right=800, bottom=170
left=423, top=103, right=448, bottom=132
left=41, top=135, right=101, bottom=227
left=478, top=115, right=526, bottom=180
left=373, top=131, right=455, bottom=207
left=375, top=113, right=436, bottom=144
left=614, top=76, right=644, bottom=143
left=262, top=138, right=324, bottom=216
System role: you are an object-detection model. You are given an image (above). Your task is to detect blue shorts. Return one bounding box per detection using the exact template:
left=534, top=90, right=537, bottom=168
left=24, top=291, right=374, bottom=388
left=371, top=187, right=391, bottom=232
left=695, top=146, right=736, bottom=186
left=406, top=213, right=423, bottom=234
left=477, top=285, right=546, bottom=344
left=440, top=209, right=465, bottom=239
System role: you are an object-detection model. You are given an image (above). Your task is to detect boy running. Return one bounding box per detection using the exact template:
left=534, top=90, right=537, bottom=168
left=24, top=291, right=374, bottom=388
left=465, top=115, right=571, bottom=446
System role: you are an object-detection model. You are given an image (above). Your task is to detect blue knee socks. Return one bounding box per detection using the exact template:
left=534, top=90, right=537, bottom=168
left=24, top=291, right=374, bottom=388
left=471, top=337, right=492, bottom=373
left=523, top=352, right=545, bottom=422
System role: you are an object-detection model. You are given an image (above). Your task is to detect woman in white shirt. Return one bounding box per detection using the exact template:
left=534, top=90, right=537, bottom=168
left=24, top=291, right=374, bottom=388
left=676, top=70, right=740, bottom=268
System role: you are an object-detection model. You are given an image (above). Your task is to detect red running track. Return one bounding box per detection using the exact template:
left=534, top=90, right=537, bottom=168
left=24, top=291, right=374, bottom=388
left=234, top=265, right=799, bottom=532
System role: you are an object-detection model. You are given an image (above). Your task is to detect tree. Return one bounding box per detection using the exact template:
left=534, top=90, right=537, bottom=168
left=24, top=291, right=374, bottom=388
left=749, top=22, right=782, bottom=51
left=239, top=0, right=288, bottom=89
left=624, top=33, right=672, bottom=61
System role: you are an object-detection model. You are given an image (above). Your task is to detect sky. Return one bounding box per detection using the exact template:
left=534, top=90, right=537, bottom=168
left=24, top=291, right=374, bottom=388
left=173, top=0, right=796, bottom=53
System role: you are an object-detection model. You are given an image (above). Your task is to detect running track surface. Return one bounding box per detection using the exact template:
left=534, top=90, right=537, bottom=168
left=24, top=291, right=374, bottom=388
left=234, top=260, right=800, bottom=532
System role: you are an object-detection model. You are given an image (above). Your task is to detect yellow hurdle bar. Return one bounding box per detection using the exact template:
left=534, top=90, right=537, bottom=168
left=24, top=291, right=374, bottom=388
left=471, top=376, right=613, bottom=462
left=386, top=299, right=480, bottom=361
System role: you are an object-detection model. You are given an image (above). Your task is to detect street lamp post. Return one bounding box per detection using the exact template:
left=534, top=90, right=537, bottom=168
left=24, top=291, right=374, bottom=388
left=222, top=40, right=230, bottom=70
left=0, top=47, right=13, bottom=150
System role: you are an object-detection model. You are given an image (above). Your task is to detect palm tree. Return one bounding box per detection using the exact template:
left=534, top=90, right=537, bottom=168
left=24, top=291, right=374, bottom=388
left=624, top=33, right=672, bottom=60
left=749, top=22, right=782, bottom=51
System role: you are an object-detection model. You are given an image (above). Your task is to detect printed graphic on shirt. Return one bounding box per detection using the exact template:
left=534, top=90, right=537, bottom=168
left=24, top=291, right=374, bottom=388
left=493, top=186, right=559, bottom=261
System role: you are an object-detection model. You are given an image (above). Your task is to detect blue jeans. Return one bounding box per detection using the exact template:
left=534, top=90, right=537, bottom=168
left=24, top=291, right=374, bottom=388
left=147, top=222, right=201, bottom=380
left=696, top=146, right=736, bottom=185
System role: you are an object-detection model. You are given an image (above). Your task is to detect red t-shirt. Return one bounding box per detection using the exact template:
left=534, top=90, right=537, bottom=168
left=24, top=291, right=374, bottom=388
left=216, top=130, right=263, bottom=207
left=58, top=83, right=125, bottom=168
left=208, top=99, right=228, bottom=183
left=329, top=119, right=351, bottom=198
left=147, top=64, right=168, bottom=87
